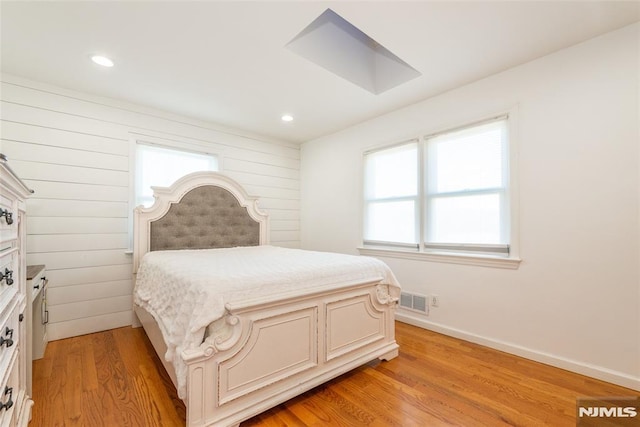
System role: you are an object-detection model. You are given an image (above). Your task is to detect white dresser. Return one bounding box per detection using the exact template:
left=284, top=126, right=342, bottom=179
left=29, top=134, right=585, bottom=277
left=0, top=154, right=33, bottom=426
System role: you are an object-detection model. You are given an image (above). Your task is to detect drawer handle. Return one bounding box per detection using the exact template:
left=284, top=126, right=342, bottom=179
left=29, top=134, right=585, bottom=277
left=0, top=327, right=13, bottom=348
left=34, top=276, right=47, bottom=291
left=0, top=269, right=13, bottom=286
left=0, top=386, right=13, bottom=411
left=0, top=209, right=13, bottom=225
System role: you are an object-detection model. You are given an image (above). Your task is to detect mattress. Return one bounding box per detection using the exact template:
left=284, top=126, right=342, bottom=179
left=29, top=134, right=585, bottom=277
left=133, top=245, right=400, bottom=398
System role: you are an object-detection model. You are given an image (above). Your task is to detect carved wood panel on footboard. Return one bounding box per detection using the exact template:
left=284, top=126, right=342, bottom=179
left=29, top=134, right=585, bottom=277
left=183, top=281, right=399, bottom=427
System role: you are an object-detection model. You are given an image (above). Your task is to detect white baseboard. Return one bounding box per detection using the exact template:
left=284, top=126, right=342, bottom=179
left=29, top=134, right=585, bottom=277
left=396, top=311, right=640, bottom=392
left=48, top=310, right=133, bottom=341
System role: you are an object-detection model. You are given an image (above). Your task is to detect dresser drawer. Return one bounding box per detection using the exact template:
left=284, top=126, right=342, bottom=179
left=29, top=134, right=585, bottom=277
left=0, top=252, right=17, bottom=307
left=0, top=350, right=19, bottom=427
left=0, top=195, right=17, bottom=244
left=26, top=265, right=45, bottom=304
left=0, top=301, right=19, bottom=382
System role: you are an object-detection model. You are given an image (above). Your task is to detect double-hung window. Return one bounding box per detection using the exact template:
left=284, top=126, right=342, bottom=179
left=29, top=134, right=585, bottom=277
left=135, top=143, right=219, bottom=208
left=364, top=142, right=419, bottom=248
left=425, top=119, right=509, bottom=254
left=363, top=116, right=512, bottom=259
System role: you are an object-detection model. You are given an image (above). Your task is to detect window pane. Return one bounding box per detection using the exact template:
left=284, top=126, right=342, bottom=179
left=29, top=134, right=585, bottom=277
left=427, top=194, right=504, bottom=244
left=365, top=200, right=416, bottom=244
left=427, top=120, right=506, bottom=194
left=365, top=143, right=417, bottom=199
left=136, top=144, right=218, bottom=207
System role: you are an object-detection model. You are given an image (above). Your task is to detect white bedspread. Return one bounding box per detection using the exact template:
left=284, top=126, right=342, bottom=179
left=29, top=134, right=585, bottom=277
left=133, top=245, right=400, bottom=398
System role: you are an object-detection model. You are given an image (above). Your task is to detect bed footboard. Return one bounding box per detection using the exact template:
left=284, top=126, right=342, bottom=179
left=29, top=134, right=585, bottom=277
left=182, top=279, right=399, bottom=427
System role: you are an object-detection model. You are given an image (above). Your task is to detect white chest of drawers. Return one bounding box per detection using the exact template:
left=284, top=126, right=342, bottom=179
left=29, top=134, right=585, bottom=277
left=0, top=154, right=33, bottom=426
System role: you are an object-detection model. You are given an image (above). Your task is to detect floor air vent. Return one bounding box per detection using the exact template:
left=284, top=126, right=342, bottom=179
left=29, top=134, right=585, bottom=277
left=399, top=292, right=428, bottom=315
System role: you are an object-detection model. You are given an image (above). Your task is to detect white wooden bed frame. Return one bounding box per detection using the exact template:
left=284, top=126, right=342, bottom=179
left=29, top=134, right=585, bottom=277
left=133, top=172, right=399, bottom=427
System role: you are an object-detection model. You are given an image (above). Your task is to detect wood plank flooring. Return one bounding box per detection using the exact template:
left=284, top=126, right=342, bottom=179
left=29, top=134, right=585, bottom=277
left=31, top=322, right=639, bottom=426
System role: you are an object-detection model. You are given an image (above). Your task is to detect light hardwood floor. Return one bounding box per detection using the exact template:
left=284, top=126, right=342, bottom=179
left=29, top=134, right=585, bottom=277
left=30, top=322, right=638, bottom=426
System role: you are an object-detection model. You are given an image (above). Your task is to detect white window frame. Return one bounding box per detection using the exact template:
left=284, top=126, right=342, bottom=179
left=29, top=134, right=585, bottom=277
left=359, top=111, right=520, bottom=269
left=363, top=139, right=420, bottom=249
left=126, top=134, right=222, bottom=252
left=134, top=142, right=219, bottom=208
left=423, top=117, right=510, bottom=254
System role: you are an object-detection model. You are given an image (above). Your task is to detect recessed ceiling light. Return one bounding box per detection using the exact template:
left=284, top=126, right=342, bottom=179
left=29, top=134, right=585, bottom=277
left=281, top=114, right=294, bottom=122
left=91, top=55, right=114, bottom=67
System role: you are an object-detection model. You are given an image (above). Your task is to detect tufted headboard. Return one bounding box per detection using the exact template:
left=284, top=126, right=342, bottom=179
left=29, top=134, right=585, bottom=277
left=133, top=171, right=269, bottom=272
left=150, top=185, right=260, bottom=251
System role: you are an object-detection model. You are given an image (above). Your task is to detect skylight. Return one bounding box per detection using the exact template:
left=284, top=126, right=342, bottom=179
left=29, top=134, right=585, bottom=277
left=286, top=9, right=421, bottom=95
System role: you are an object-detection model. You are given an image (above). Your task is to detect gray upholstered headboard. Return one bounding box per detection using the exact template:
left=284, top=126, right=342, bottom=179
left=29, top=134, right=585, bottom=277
left=133, top=172, right=270, bottom=272
left=150, top=185, right=260, bottom=251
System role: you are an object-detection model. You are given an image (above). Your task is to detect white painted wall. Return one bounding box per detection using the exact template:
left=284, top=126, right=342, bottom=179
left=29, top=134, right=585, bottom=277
left=0, top=74, right=300, bottom=340
left=301, top=24, right=639, bottom=389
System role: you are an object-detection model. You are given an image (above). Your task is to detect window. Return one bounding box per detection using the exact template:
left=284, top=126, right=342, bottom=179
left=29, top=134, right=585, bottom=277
left=135, top=143, right=219, bottom=208
left=364, top=142, right=419, bottom=247
left=363, top=116, right=512, bottom=258
left=425, top=119, right=509, bottom=253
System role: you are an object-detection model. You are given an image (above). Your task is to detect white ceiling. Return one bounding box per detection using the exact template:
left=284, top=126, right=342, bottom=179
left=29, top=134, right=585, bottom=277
left=1, top=1, right=638, bottom=144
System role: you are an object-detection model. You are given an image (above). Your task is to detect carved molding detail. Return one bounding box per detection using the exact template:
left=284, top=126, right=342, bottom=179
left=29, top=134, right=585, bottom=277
left=205, top=312, right=243, bottom=355
left=376, top=284, right=400, bottom=306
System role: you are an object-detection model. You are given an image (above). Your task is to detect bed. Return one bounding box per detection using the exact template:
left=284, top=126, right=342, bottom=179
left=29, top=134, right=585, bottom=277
left=132, top=171, right=400, bottom=427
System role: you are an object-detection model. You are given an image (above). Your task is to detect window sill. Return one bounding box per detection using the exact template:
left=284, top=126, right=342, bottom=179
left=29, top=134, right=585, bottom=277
left=357, top=246, right=521, bottom=269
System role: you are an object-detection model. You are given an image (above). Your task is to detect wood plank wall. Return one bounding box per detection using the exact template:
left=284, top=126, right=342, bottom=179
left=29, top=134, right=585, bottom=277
left=0, top=74, right=301, bottom=341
